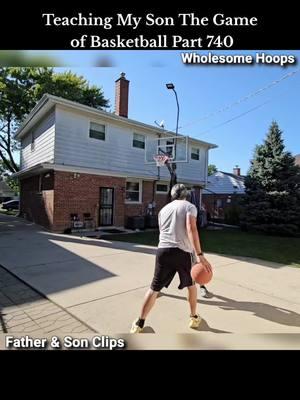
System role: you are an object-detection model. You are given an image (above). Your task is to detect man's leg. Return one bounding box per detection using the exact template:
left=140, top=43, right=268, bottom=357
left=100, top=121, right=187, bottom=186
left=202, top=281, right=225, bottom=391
left=177, top=250, right=201, bottom=329
left=130, top=248, right=175, bottom=333
left=130, top=288, right=159, bottom=333
left=187, top=285, right=197, bottom=316
left=187, top=285, right=202, bottom=329
left=140, top=288, right=159, bottom=319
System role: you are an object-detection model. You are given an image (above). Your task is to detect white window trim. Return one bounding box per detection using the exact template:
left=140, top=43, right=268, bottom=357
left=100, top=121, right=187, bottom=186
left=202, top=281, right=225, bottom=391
left=132, top=133, right=145, bottom=150
left=125, top=179, right=143, bottom=204
left=191, top=147, right=200, bottom=161
left=156, top=182, right=169, bottom=195
left=88, top=120, right=107, bottom=142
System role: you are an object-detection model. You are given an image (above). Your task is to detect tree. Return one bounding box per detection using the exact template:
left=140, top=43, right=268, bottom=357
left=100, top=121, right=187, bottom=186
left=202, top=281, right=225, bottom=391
left=0, top=160, right=5, bottom=176
left=0, top=160, right=19, bottom=194
left=0, top=67, right=109, bottom=173
left=241, top=121, right=300, bottom=236
left=208, top=164, right=218, bottom=175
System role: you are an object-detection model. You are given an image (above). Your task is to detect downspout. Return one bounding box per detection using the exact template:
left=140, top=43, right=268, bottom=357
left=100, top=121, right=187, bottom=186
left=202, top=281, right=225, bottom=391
left=205, top=147, right=209, bottom=186
left=199, top=188, right=203, bottom=208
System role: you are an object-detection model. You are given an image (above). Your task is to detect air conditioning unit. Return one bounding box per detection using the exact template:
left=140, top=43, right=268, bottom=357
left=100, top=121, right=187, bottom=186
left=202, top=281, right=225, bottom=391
left=125, top=216, right=145, bottom=230
left=145, top=215, right=158, bottom=228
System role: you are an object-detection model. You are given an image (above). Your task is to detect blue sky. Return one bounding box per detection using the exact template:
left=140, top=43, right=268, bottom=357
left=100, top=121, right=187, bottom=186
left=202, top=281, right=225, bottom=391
left=34, top=49, right=300, bottom=174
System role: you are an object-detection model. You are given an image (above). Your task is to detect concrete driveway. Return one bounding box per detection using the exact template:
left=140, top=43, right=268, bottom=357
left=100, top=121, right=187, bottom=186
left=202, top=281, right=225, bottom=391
left=1, top=213, right=300, bottom=349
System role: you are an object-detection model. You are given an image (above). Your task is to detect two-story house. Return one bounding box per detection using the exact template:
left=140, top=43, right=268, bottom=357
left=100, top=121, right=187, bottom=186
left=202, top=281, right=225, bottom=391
left=14, top=73, right=217, bottom=232
left=202, top=167, right=245, bottom=221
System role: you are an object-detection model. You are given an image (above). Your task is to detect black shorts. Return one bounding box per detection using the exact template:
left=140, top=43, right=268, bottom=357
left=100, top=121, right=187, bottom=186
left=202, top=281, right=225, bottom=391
left=150, top=247, right=194, bottom=291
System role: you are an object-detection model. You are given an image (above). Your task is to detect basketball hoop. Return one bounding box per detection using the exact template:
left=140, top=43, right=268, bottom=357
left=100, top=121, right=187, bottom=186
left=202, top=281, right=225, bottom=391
left=153, top=155, right=169, bottom=167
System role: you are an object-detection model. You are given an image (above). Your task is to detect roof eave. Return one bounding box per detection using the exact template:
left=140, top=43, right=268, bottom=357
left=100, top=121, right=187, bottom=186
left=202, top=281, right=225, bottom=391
left=14, top=94, right=218, bottom=148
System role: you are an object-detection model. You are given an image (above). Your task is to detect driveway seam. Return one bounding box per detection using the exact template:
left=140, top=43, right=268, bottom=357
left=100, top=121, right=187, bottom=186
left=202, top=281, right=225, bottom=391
left=67, top=285, right=150, bottom=309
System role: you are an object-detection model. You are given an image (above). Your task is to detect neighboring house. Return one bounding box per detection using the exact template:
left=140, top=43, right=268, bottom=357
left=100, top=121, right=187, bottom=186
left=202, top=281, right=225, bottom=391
left=202, top=167, right=245, bottom=221
left=0, top=179, right=16, bottom=203
left=14, top=73, right=217, bottom=232
left=295, top=154, right=300, bottom=166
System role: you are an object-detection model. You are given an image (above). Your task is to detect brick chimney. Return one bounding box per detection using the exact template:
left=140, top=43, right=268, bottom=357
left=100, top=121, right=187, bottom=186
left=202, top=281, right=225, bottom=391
left=115, top=72, right=129, bottom=118
left=233, top=165, right=241, bottom=176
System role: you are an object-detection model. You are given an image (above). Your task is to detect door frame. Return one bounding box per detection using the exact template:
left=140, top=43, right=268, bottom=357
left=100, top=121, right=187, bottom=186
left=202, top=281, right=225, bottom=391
left=99, top=187, right=114, bottom=226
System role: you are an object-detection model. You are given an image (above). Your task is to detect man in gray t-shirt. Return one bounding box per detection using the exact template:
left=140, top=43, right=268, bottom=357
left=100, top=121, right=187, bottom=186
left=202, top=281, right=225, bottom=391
left=158, top=199, right=198, bottom=253
left=130, top=183, right=212, bottom=333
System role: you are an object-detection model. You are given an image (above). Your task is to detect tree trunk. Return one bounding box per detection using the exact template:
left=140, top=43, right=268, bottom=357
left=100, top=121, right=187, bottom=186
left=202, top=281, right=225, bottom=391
left=0, top=115, right=19, bottom=173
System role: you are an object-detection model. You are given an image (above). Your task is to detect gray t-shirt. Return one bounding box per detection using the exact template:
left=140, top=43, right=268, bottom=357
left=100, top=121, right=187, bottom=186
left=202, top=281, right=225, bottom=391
left=158, top=200, right=198, bottom=253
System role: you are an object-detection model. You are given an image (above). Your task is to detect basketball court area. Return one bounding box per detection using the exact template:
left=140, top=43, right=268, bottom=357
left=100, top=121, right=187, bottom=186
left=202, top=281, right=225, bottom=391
left=1, top=213, right=300, bottom=345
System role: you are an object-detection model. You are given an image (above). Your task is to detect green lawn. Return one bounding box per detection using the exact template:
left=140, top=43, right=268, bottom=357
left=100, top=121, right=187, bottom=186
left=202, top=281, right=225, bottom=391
left=106, top=228, right=300, bottom=267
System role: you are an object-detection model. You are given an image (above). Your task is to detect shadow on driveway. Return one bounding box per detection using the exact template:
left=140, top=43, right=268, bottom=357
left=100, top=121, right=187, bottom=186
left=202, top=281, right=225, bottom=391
left=161, top=292, right=300, bottom=328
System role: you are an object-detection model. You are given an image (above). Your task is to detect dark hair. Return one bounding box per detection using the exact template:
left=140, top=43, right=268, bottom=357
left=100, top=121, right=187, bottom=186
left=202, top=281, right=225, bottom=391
left=171, top=184, right=188, bottom=200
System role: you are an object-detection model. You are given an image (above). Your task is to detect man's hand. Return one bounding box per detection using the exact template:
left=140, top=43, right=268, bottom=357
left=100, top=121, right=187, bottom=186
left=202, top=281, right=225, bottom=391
left=196, top=255, right=212, bottom=273
left=186, top=214, right=212, bottom=273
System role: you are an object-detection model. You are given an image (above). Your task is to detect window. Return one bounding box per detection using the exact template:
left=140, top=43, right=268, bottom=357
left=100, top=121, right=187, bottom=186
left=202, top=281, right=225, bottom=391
left=166, top=139, right=174, bottom=158
left=89, top=122, right=105, bottom=141
left=31, top=132, right=35, bottom=151
left=216, top=199, right=224, bottom=208
left=125, top=181, right=142, bottom=203
left=133, top=133, right=145, bottom=149
left=191, top=147, right=200, bottom=160
left=156, top=183, right=169, bottom=194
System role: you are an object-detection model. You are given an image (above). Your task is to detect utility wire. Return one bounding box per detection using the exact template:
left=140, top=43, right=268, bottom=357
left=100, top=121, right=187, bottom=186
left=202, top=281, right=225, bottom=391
left=197, top=100, right=271, bottom=136
left=197, top=82, right=294, bottom=137
left=154, top=67, right=299, bottom=142
left=176, top=67, right=300, bottom=132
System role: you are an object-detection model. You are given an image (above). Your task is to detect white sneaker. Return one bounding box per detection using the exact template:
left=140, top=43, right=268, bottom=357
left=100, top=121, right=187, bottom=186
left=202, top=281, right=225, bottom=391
left=130, top=318, right=143, bottom=333
left=189, top=314, right=202, bottom=329
left=199, top=286, right=209, bottom=298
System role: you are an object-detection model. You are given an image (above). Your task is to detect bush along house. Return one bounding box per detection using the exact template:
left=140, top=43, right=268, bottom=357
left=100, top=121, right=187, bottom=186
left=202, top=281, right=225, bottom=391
left=14, top=73, right=217, bottom=232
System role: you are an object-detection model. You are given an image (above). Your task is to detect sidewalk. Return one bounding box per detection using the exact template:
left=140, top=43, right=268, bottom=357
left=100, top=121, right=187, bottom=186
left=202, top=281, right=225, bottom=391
left=0, top=266, right=94, bottom=335
left=0, top=213, right=300, bottom=339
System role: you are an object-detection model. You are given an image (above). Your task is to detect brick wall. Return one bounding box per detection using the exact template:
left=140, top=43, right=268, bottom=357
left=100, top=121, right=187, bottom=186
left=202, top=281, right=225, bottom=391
left=53, top=171, right=126, bottom=232
left=20, top=172, right=54, bottom=229
left=124, top=180, right=168, bottom=223
left=20, top=171, right=170, bottom=232
left=123, top=185, right=202, bottom=226
left=115, top=74, right=129, bottom=118
left=153, top=193, right=168, bottom=213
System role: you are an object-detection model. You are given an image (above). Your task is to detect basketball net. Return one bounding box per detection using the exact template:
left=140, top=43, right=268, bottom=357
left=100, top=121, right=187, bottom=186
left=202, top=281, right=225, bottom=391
left=153, top=154, right=169, bottom=167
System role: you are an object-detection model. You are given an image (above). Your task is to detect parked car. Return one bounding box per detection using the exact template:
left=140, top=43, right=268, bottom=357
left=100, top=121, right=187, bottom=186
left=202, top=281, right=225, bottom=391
left=0, top=197, right=13, bottom=204
left=2, top=199, right=19, bottom=211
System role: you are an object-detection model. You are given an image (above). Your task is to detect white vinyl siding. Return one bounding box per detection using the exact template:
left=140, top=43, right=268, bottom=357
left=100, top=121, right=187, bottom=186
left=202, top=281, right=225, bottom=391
left=20, top=110, right=55, bottom=169
left=54, top=107, right=208, bottom=183
left=174, top=146, right=207, bottom=182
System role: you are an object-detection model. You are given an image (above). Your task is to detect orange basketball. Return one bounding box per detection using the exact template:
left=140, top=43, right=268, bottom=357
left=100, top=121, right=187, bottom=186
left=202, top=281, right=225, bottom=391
left=191, top=263, right=213, bottom=285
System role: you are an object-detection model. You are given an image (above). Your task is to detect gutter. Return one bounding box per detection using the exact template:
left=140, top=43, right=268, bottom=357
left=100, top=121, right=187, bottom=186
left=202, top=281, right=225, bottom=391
left=15, top=94, right=218, bottom=149
left=14, top=94, right=50, bottom=139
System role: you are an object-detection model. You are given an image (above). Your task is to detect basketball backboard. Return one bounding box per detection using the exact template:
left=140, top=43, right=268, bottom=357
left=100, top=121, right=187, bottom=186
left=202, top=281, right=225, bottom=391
left=145, top=135, right=188, bottom=164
